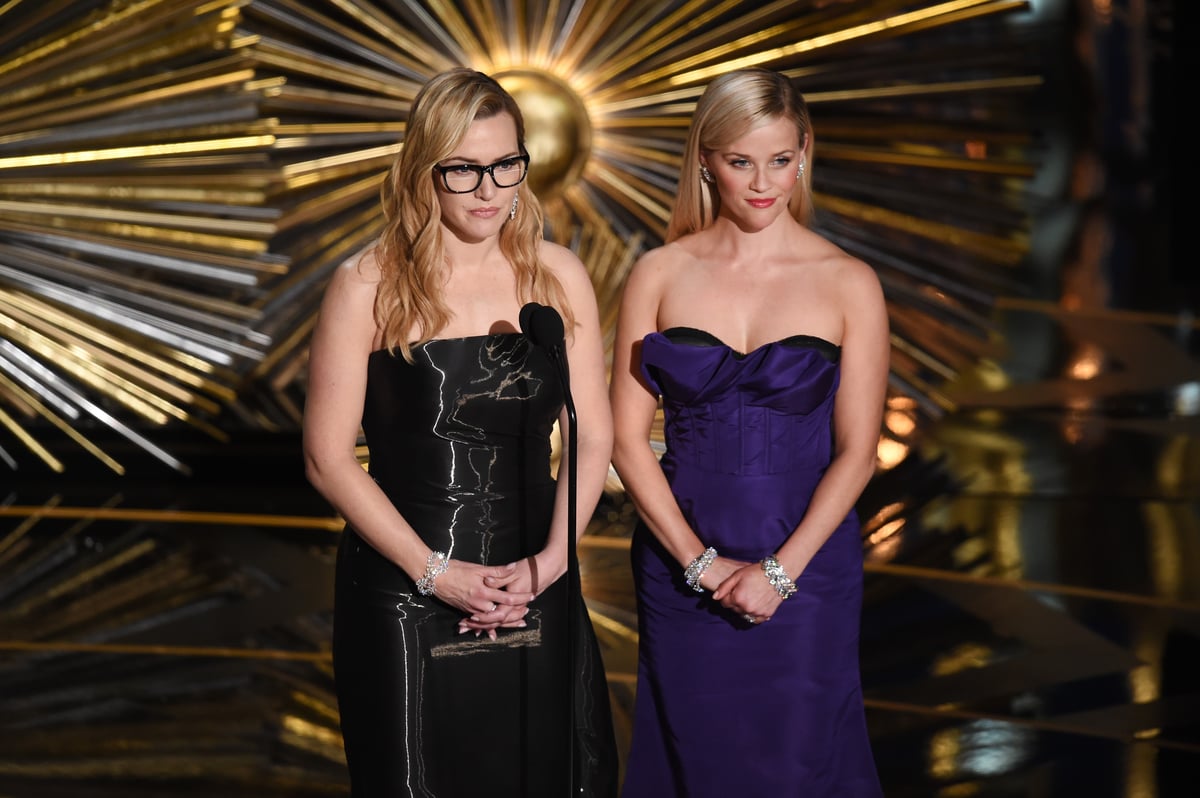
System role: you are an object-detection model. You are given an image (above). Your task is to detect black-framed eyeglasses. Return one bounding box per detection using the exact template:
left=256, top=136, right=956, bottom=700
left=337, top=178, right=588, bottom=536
left=433, top=153, right=530, bottom=194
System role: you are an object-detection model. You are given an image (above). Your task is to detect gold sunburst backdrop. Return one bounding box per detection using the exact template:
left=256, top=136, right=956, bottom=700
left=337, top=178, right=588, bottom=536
left=0, top=0, right=1042, bottom=475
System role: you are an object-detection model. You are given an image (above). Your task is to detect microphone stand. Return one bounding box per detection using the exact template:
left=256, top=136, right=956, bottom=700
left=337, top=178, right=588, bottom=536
left=549, top=340, right=578, bottom=796
left=519, top=302, right=578, bottom=795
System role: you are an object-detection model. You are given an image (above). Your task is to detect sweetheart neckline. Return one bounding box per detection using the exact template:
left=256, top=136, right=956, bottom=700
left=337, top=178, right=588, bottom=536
left=655, top=326, right=840, bottom=359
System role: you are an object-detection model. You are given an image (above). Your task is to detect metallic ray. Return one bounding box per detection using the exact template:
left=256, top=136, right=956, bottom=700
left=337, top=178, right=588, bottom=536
left=0, top=0, right=1042, bottom=481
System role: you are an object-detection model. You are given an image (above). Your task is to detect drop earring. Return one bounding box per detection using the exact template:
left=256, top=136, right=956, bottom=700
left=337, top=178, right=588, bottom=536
left=699, top=165, right=714, bottom=184
left=509, top=195, right=518, bottom=220
left=796, top=160, right=806, bottom=178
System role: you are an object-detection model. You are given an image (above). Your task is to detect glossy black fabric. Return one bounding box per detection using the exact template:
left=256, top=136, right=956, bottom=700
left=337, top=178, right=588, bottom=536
left=333, top=334, right=618, bottom=798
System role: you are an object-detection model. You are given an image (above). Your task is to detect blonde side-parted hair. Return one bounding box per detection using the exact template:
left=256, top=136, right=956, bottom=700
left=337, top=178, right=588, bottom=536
left=667, top=68, right=815, bottom=243
left=373, top=67, right=574, bottom=361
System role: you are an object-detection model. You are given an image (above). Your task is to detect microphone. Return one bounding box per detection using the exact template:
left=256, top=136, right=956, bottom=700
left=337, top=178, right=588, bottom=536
left=519, top=301, right=579, bottom=794
left=519, top=301, right=565, bottom=352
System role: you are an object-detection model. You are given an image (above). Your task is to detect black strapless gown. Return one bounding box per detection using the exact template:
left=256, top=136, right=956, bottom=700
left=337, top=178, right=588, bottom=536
left=332, top=333, right=618, bottom=798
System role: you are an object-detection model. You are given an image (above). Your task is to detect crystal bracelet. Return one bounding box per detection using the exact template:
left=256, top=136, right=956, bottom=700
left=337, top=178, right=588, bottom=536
left=760, top=554, right=797, bottom=599
left=415, top=550, right=449, bottom=596
left=683, top=546, right=718, bottom=592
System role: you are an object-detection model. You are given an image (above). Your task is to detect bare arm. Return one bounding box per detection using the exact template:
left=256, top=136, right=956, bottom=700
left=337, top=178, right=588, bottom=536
left=527, top=243, right=614, bottom=589
left=609, top=249, right=746, bottom=586
left=774, top=258, right=889, bottom=575
left=713, top=256, right=889, bottom=616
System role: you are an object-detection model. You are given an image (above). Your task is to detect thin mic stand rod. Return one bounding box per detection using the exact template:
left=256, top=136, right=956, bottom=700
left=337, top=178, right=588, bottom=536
left=552, top=342, right=578, bottom=797
left=518, top=302, right=578, bottom=795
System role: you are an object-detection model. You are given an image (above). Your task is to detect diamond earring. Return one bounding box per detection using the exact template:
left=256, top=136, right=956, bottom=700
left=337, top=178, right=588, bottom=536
left=509, top=195, right=518, bottom=220
left=699, top=165, right=714, bottom=184
left=796, top=160, right=806, bottom=178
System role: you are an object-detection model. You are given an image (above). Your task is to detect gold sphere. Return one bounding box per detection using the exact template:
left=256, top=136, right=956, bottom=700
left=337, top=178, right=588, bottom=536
left=495, top=69, right=592, bottom=201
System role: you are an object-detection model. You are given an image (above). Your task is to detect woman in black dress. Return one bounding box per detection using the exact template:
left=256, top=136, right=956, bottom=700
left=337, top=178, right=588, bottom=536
left=303, top=68, right=618, bottom=798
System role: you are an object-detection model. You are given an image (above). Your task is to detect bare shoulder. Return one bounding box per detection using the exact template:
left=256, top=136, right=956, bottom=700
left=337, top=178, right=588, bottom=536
left=312, top=245, right=382, bottom=354
left=317, top=245, right=382, bottom=314
left=537, top=239, right=589, bottom=288
left=804, top=235, right=881, bottom=305
left=819, top=245, right=887, bottom=342
left=834, top=251, right=882, bottom=298
left=625, top=240, right=692, bottom=291
left=336, top=244, right=383, bottom=288
left=536, top=240, right=601, bottom=333
left=320, top=245, right=382, bottom=325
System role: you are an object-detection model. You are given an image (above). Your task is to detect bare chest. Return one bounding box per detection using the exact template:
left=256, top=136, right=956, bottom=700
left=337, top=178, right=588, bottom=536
left=438, top=267, right=522, bottom=336
left=657, top=266, right=843, bottom=346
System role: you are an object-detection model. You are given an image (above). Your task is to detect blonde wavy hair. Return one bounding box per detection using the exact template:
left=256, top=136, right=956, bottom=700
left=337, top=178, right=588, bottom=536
left=374, top=68, right=573, bottom=361
left=667, top=68, right=815, bottom=243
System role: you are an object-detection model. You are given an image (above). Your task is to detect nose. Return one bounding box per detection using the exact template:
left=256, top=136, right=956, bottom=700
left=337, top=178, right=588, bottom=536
left=475, top=171, right=498, bottom=199
left=750, top=167, right=770, bottom=192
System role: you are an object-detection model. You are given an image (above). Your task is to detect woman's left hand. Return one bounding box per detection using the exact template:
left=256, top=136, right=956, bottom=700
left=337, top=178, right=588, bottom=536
left=457, top=556, right=539, bottom=638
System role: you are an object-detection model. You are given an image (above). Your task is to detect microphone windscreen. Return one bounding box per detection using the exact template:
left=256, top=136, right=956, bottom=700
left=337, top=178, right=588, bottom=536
left=529, top=304, right=565, bottom=348
left=519, top=302, right=541, bottom=339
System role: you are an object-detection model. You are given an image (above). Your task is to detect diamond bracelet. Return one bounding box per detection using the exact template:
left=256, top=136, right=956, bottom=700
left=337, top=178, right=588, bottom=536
left=684, top=546, right=718, bottom=592
left=415, top=550, right=449, bottom=596
left=760, top=554, right=797, bottom=599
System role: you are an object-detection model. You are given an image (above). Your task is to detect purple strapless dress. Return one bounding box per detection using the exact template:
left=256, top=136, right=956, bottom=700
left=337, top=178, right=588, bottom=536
left=621, top=327, right=883, bottom=798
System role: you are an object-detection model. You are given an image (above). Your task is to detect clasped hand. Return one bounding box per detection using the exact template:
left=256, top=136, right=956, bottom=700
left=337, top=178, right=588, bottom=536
left=432, top=558, right=536, bottom=640
left=707, top=556, right=784, bottom=624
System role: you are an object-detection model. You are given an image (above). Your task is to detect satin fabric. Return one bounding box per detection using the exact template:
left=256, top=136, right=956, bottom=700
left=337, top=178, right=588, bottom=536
left=333, top=334, right=618, bottom=798
left=621, top=327, right=883, bottom=798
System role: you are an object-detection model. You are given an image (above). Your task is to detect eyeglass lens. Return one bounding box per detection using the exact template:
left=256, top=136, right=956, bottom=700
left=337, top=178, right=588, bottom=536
left=440, top=157, right=528, bottom=193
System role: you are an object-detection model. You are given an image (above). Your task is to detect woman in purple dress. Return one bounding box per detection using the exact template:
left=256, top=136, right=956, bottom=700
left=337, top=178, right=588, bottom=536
left=610, top=68, right=888, bottom=797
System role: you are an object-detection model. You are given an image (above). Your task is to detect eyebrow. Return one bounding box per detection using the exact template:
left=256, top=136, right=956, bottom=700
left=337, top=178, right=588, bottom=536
left=441, top=151, right=522, bottom=164
left=724, top=149, right=797, bottom=158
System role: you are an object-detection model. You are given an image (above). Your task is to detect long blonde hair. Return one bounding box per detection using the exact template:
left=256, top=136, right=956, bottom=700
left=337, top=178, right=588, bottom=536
left=667, top=68, right=815, bottom=242
left=374, top=68, right=573, bottom=360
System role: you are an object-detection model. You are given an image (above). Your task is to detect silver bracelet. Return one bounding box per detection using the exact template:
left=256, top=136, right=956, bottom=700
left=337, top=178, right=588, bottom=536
left=683, top=546, right=717, bottom=592
left=760, top=554, right=797, bottom=599
left=415, top=550, right=449, bottom=596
